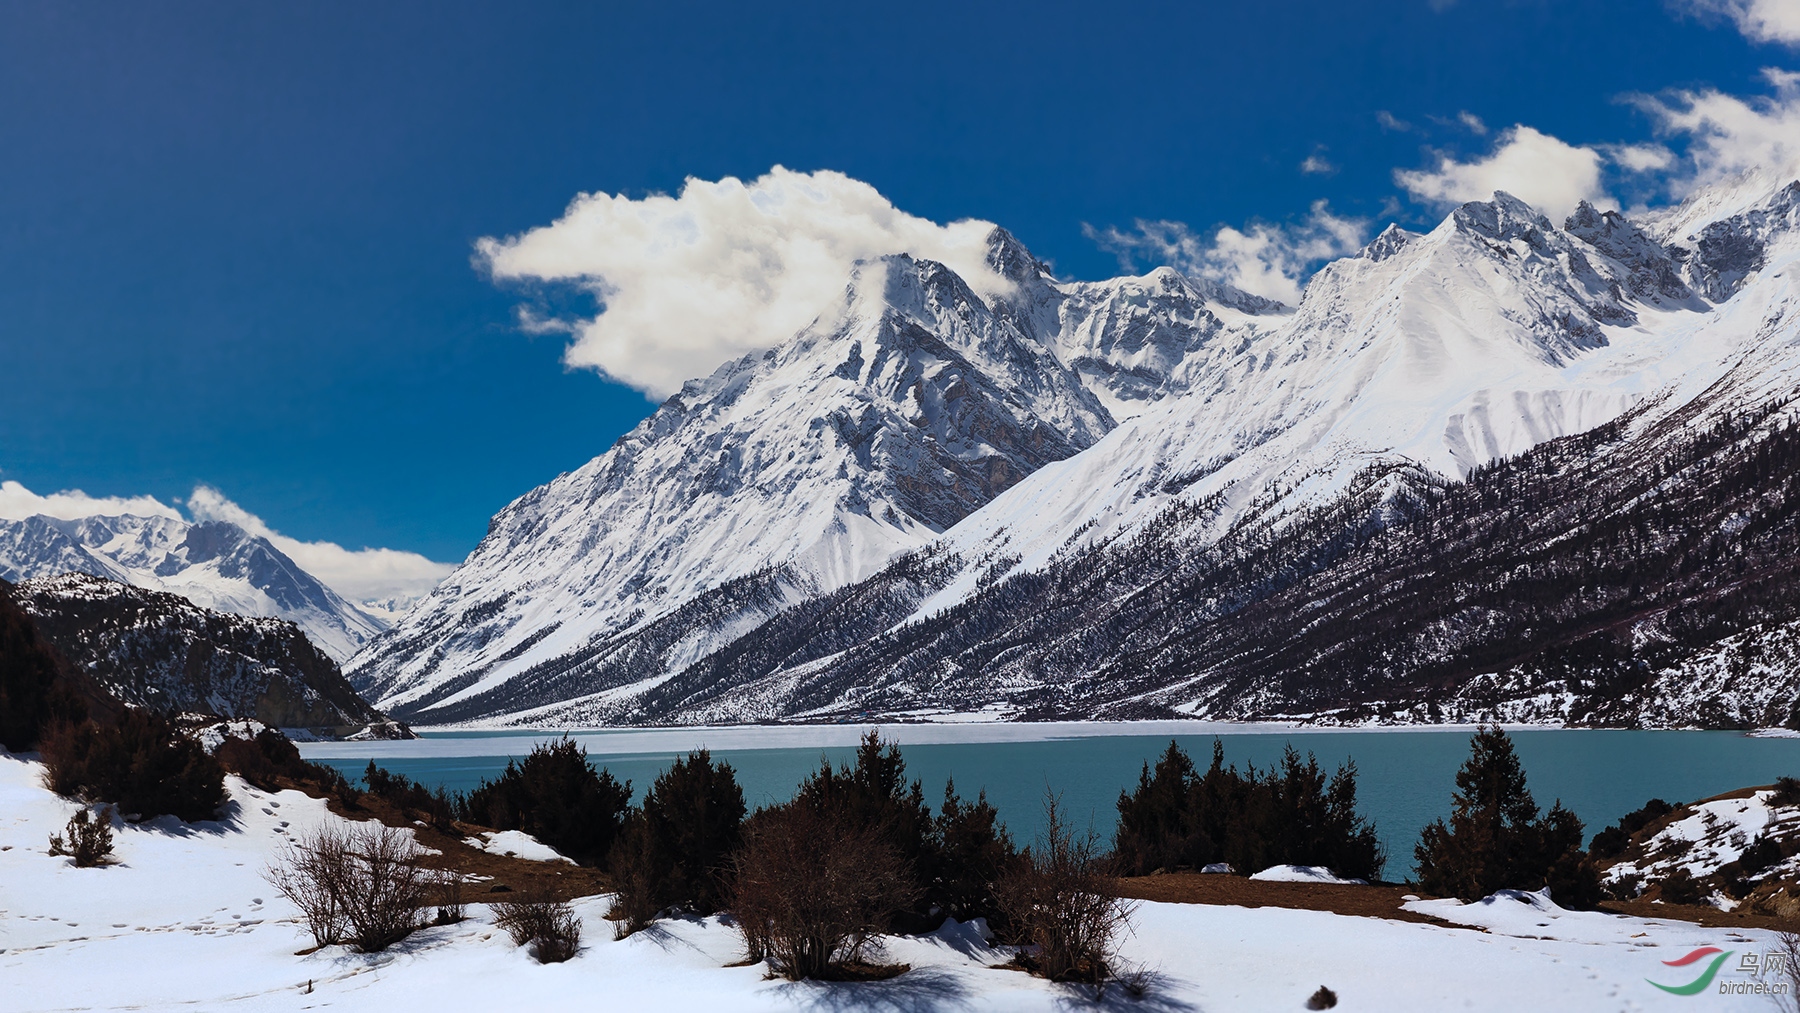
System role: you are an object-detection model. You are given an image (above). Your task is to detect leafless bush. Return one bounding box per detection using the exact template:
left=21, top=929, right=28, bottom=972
left=266, top=824, right=352, bottom=948
left=432, top=868, right=466, bottom=925
left=340, top=823, right=430, bottom=951
left=730, top=800, right=919, bottom=980
left=48, top=805, right=115, bottom=867
left=1771, top=930, right=1800, bottom=1013
left=264, top=822, right=429, bottom=952
left=493, top=890, right=583, bottom=963
left=997, top=792, right=1136, bottom=986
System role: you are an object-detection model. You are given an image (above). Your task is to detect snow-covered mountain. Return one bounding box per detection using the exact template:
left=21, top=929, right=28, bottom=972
left=349, top=172, right=1800, bottom=728
left=0, top=512, right=385, bottom=661
left=347, top=230, right=1284, bottom=721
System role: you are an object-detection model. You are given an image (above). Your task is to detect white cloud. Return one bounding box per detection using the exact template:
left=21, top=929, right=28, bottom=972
left=1377, top=110, right=1413, bottom=132
left=477, top=167, right=1010, bottom=398
left=1300, top=148, right=1337, bottom=175
left=1631, top=68, right=1800, bottom=190
left=0, top=480, right=184, bottom=523
left=1603, top=142, right=1679, bottom=173
left=1458, top=111, right=1489, bottom=135
left=186, top=486, right=454, bottom=607
left=1680, top=0, right=1800, bottom=45
left=1394, top=125, right=1613, bottom=218
left=1088, top=201, right=1368, bottom=306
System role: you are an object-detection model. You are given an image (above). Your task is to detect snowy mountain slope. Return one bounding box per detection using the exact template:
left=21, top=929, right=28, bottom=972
left=890, top=185, right=1794, bottom=632
left=350, top=229, right=1286, bottom=724
left=353, top=174, right=1800, bottom=728
left=0, top=513, right=385, bottom=661
left=1040, top=267, right=1286, bottom=418
left=7, top=573, right=397, bottom=734
left=605, top=176, right=1800, bottom=726
left=349, top=235, right=1117, bottom=717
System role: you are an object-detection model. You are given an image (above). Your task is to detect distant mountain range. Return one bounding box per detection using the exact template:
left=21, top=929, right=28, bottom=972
left=340, top=170, right=1800, bottom=730
left=0, top=512, right=385, bottom=661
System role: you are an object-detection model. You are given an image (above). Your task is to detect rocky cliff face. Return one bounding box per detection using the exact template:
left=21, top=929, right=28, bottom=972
left=8, top=573, right=401, bottom=736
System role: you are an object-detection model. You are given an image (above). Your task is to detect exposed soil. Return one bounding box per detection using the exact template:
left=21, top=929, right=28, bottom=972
left=1110, top=873, right=1458, bottom=927
left=1598, top=898, right=1800, bottom=933
left=1112, top=872, right=1800, bottom=933
left=261, top=774, right=615, bottom=904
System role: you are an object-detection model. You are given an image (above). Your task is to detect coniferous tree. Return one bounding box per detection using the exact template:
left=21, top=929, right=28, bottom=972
left=930, top=778, right=1017, bottom=924
left=460, top=737, right=630, bottom=865
left=39, top=710, right=225, bottom=822
left=0, top=590, right=84, bottom=752
left=1113, top=740, right=1382, bottom=880
left=1415, top=727, right=1598, bottom=907
left=610, top=748, right=746, bottom=930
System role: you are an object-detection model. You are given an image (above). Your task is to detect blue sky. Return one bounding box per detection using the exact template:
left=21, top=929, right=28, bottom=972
left=0, top=0, right=1792, bottom=579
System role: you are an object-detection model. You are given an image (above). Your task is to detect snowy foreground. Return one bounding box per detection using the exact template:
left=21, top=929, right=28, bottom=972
left=0, top=753, right=1786, bottom=1012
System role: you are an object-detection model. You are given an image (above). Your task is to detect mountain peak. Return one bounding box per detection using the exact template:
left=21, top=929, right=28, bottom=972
left=1450, top=191, right=1557, bottom=246
left=1361, top=224, right=1420, bottom=263
left=0, top=511, right=383, bottom=661
left=984, top=226, right=1050, bottom=285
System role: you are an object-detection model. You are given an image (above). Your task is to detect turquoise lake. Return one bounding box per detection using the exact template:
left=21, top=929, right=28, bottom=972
left=300, top=726, right=1800, bottom=881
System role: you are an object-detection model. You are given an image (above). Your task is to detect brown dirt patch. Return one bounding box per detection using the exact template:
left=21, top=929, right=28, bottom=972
left=1110, top=873, right=1456, bottom=926
left=264, top=775, right=615, bottom=903
left=1598, top=898, right=1800, bottom=933
left=1114, top=872, right=1800, bottom=934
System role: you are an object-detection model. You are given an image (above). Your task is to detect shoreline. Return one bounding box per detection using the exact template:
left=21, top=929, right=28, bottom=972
left=293, top=718, right=1788, bottom=760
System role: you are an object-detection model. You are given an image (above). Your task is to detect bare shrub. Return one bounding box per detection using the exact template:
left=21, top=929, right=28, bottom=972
left=1770, top=930, right=1800, bottom=1013
left=432, top=868, right=466, bottom=925
left=606, top=811, right=659, bottom=938
left=266, top=824, right=352, bottom=948
left=340, top=823, right=430, bottom=951
left=48, top=805, right=115, bottom=867
left=730, top=799, right=919, bottom=980
left=493, top=890, right=583, bottom=963
left=264, top=822, right=429, bottom=952
left=997, top=792, right=1136, bottom=986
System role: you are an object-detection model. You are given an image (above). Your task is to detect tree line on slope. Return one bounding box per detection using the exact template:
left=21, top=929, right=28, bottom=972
left=697, top=397, right=1800, bottom=724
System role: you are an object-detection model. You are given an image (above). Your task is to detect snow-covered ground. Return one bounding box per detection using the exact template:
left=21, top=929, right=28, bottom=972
left=462, top=830, right=575, bottom=864
left=2, top=750, right=1787, bottom=1011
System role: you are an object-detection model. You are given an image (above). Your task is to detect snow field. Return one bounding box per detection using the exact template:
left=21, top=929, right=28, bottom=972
left=2, top=751, right=1787, bottom=1011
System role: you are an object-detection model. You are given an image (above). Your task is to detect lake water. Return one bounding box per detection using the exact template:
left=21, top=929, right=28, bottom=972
left=297, top=723, right=1800, bottom=880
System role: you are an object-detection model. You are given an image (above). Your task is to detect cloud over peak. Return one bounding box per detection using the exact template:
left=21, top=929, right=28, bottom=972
left=1088, top=201, right=1368, bottom=307
left=478, top=167, right=1011, bottom=398
left=186, top=486, right=454, bottom=608
left=0, top=478, right=452, bottom=612
left=1631, top=68, right=1800, bottom=193
left=1394, top=125, right=1613, bottom=218
left=0, top=481, right=185, bottom=524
